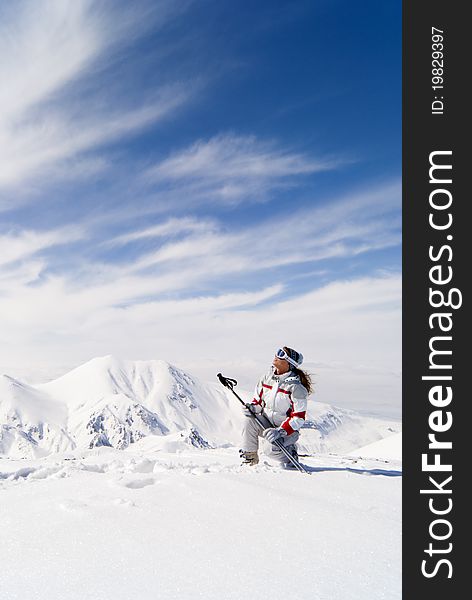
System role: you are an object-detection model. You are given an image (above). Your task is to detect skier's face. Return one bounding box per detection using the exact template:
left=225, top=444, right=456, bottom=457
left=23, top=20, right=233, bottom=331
left=272, top=356, right=290, bottom=374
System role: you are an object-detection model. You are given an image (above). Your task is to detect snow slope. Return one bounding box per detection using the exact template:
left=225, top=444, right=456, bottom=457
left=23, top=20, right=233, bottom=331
left=0, top=356, right=401, bottom=458
left=0, top=445, right=401, bottom=600
left=349, top=432, right=402, bottom=461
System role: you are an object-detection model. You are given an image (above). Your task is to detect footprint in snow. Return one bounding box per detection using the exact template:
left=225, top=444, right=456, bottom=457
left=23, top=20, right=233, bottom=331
left=121, top=477, right=157, bottom=489
left=58, top=499, right=89, bottom=513
left=126, top=459, right=156, bottom=474
left=77, top=462, right=107, bottom=474
left=113, top=498, right=137, bottom=507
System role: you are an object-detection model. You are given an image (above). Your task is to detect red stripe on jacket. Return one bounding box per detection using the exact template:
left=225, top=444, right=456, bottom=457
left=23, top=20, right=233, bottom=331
left=281, top=420, right=295, bottom=435
left=252, top=389, right=264, bottom=405
left=281, top=411, right=306, bottom=435
left=252, top=388, right=265, bottom=406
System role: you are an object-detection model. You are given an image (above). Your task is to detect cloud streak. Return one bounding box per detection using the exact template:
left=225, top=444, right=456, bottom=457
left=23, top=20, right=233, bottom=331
left=144, top=133, right=346, bottom=205
left=0, top=181, right=401, bottom=393
left=0, top=1, right=192, bottom=199
left=0, top=226, right=85, bottom=268
left=118, top=180, right=401, bottom=283
left=0, top=179, right=399, bottom=308
left=105, top=217, right=219, bottom=247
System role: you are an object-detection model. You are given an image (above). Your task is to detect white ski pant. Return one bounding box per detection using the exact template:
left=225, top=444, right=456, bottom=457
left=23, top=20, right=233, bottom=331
left=241, top=415, right=299, bottom=462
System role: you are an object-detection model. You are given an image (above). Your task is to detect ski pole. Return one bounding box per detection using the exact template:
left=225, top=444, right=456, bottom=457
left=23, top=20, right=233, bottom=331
left=217, top=373, right=309, bottom=474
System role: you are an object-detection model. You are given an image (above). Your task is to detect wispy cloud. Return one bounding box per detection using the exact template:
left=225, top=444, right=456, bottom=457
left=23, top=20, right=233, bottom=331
left=0, top=1, right=192, bottom=199
left=0, top=0, right=103, bottom=122
left=145, top=133, right=346, bottom=205
left=106, top=216, right=218, bottom=247
left=117, top=180, right=401, bottom=281
left=0, top=180, right=400, bottom=344
left=0, top=226, right=85, bottom=268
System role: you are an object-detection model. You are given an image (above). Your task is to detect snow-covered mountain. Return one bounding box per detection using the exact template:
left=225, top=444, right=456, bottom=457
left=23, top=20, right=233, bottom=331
left=0, top=355, right=400, bottom=459
left=0, top=374, right=73, bottom=457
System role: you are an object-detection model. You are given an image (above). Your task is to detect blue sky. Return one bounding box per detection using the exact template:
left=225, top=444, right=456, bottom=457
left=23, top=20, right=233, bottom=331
left=0, top=1, right=401, bottom=418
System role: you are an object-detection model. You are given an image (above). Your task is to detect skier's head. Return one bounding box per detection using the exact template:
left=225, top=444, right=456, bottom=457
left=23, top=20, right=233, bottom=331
left=272, top=346, right=303, bottom=374
left=272, top=346, right=312, bottom=393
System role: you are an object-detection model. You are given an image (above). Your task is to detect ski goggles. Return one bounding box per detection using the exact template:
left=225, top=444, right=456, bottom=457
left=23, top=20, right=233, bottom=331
left=275, top=348, right=303, bottom=368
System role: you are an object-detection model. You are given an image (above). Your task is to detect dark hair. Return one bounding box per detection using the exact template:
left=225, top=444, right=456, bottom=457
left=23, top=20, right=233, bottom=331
left=283, top=346, right=313, bottom=394
left=292, top=367, right=313, bottom=395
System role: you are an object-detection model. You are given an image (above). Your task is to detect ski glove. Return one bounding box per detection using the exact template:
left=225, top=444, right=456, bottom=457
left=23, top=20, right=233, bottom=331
left=263, top=427, right=287, bottom=444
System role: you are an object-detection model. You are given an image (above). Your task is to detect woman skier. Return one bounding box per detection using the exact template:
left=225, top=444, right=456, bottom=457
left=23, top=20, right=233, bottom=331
left=240, top=346, right=311, bottom=468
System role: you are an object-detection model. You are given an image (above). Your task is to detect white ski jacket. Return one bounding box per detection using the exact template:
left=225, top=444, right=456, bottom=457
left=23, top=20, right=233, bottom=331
left=250, top=368, right=308, bottom=434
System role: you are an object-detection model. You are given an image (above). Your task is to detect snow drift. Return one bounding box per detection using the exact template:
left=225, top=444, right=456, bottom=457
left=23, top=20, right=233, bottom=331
left=348, top=431, right=402, bottom=461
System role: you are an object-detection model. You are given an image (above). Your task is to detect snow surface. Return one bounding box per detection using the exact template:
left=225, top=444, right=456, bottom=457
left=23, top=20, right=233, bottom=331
left=0, top=445, right=401, bottom=600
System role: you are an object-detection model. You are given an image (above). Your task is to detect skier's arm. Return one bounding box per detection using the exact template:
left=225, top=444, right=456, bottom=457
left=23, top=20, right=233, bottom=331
left=280, top=385, right=307, bottom=434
